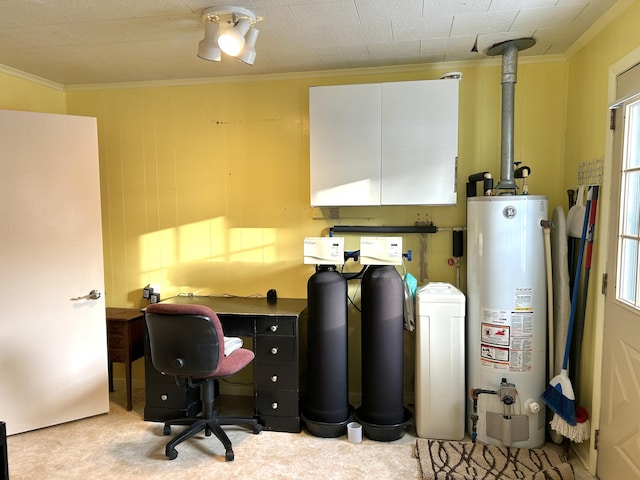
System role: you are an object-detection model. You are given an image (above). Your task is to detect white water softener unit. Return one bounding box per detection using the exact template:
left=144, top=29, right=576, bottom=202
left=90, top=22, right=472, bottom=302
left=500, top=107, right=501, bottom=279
left=415, top=282, right=465, bottom=440
left=466, top=38, right=548, bottom=449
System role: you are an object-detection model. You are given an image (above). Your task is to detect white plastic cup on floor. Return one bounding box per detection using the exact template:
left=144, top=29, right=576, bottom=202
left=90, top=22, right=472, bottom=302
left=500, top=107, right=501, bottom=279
left=347, top=422, right=362, bottom=444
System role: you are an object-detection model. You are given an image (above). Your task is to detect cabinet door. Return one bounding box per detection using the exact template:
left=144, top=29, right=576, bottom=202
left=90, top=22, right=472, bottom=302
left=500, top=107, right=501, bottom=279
left=309, top=83, right=381, bottom=206
left=381, top=79, right=458, bottom=205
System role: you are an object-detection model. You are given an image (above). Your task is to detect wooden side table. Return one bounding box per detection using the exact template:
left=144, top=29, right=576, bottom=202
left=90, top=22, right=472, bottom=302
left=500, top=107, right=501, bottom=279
left=106, top=307, right=145, bottom=411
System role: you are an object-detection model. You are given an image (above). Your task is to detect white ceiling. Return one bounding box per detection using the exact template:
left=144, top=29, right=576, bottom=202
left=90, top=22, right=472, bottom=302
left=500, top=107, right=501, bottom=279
left=0, top=0, right=618, bottom=86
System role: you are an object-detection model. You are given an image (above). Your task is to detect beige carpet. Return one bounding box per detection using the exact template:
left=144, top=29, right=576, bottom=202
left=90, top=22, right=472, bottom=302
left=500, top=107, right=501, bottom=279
left=6, top=380, right=420, bottom=480
left=6, top=380, right=594, bottom=480
left=416, top=439, right=574, bottom=480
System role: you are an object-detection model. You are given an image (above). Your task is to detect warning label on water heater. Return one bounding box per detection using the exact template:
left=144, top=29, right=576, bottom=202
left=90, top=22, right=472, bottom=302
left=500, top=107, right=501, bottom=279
left=480, top=307, right=534, bottom=372
left=514, top=287, right=533, bottom=310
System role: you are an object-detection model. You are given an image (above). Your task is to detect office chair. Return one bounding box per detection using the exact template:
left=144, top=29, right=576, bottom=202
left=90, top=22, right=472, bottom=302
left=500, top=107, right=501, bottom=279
left=145, top=303, right=262, bottom=461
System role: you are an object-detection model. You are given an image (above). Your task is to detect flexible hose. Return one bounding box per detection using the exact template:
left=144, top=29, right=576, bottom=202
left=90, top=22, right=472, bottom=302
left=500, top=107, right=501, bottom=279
left=542, top=222, right=554, bottom=381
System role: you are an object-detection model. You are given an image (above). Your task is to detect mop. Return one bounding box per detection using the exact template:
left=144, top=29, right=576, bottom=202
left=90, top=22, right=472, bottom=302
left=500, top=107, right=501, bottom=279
left=542, top=190, right=592, bottom=427
left=552, top=186, right=599, bottom=443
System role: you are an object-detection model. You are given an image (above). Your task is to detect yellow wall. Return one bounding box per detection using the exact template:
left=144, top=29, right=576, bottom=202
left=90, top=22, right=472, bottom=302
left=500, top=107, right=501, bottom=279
left=563, top=0, right=640, bottom=470
left=0, top=70, right=65, bottom=113
left=66, top=62, right=568, bottom=306
left=65, top=60, right=568, bottom=395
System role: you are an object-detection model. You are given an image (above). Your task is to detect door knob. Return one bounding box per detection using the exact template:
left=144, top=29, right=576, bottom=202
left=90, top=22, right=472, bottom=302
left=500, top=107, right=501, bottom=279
left=71, top=289, right=102, bottom=301
left=87, top=289, right=101, bottom=300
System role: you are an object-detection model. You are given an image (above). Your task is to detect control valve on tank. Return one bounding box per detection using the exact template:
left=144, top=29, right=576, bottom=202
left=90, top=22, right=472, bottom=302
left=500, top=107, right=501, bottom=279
left=499, top=378, right=517, bottom=408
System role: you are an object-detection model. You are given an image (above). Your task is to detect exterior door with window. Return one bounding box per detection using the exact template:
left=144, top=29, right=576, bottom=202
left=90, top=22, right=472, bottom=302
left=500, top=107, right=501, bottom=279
left=598, top=65, right=640, bottom=479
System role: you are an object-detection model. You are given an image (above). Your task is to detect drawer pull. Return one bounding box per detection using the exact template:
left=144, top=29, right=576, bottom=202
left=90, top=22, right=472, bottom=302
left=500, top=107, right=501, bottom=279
left=161, top=394, right=168, bottom=401
left=270, top=325, right=278, bottom=332
left=271, top=375, right=278, bottom=383
left=270, top=347, right=278, bottom=355
left=271, top=402, right=278, bottom=410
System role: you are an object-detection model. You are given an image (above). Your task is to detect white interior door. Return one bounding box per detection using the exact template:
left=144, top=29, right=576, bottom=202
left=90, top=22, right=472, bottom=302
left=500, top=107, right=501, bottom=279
left=0, top=109, right=108, bottom=436
left=598, top=67, right=640, bottom=479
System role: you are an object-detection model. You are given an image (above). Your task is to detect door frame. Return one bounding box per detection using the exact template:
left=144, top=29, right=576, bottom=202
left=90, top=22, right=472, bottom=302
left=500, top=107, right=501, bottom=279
left=588, top=44, right=640, bottom=474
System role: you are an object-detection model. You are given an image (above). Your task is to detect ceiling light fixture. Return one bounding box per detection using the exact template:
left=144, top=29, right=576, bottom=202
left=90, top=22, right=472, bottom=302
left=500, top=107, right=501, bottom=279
left=197, top=21, right=221, bottom=62
left=198, top=6, right=261, bottom=65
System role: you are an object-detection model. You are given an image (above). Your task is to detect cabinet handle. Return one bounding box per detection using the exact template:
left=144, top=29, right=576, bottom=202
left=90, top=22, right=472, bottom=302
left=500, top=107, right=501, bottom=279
left=271, top=402, right=278, bottom=410
left=161, top=394, right=168, bottom=401
left=271, top=375, right=278, bottom=383
left=270, top=347, right=278, bottom=355
left=270, top=325, right=278, bottom=332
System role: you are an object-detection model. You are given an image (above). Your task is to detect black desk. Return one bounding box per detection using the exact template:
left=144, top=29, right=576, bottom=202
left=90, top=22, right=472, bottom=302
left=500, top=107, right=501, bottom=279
left=143, top=295, right=307, bottom=433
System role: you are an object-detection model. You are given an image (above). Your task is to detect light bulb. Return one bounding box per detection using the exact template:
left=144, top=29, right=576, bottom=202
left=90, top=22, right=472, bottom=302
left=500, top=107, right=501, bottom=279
left=217, top=18, right=251, bottom=57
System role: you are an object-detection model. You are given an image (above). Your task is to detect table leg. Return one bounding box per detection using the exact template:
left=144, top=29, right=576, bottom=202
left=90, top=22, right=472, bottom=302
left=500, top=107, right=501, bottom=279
left=108, top=361, right=114, bottom=392
left=125, top=360, right=133, bottom=411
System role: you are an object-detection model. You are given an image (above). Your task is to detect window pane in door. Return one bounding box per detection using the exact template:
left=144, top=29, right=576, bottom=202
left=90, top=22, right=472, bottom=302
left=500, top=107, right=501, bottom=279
left=617, top=99, right=640, bottom=310
left=628, top=100, right=640, bottom=169
left=623, top=170, right=640, bottom=236
left=619, top=237, right=638, bottom=305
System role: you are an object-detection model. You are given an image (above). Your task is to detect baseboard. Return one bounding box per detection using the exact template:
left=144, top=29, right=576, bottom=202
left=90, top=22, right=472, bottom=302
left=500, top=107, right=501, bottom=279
left=110, top=377, right=145, bottom=389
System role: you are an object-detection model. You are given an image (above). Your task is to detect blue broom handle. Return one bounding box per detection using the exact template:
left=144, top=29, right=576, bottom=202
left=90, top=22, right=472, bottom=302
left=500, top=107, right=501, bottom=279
left=563, top=197, right=592, bottom=370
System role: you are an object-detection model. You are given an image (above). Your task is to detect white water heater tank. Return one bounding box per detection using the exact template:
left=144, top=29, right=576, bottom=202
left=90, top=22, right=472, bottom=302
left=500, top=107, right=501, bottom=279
left=466, top=195, right=548, bottom=448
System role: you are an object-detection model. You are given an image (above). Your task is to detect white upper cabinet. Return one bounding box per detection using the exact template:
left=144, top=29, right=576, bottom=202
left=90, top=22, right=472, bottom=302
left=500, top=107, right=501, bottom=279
left=309, top=83, right=382, bottom=206
left=309, top=79, right=459, bottom=206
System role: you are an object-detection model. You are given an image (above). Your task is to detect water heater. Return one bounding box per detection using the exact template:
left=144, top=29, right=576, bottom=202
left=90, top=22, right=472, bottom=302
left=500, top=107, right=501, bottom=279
left=466, top=195, right=548, bottom=448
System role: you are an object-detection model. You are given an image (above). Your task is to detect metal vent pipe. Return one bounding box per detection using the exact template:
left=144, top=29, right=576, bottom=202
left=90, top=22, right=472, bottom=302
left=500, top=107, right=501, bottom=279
left=487, top=38, right=535, bottom=193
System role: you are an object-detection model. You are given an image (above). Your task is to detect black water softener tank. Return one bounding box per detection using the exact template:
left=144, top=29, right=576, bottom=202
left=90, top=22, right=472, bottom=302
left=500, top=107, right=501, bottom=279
left=303, top=265, right=350, bottom=437
left=356, top=264, right=410, bottom=440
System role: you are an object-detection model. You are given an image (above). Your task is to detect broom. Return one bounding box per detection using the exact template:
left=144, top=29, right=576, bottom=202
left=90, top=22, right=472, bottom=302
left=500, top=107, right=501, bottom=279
left=556, top=186, right=598, bottom=443
left=542, top=191, right=592, bottom=426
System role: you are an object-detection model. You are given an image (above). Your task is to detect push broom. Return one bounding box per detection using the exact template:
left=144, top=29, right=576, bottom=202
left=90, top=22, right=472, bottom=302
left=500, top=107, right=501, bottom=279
left=542, top=190, right=592, bottom=427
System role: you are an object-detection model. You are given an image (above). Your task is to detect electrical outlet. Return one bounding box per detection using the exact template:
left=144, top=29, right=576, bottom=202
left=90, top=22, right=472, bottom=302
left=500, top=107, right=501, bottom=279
left=143, top=283, right=161, bottom=300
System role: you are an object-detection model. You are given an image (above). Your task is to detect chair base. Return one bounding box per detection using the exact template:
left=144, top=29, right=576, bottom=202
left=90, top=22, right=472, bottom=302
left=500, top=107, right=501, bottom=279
left=162, top=415, right=262, bottom=461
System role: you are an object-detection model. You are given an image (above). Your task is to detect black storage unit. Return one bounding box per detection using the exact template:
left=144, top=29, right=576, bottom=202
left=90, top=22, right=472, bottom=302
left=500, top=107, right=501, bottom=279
left=1, top=421, right=7, bottom=480
left=143, top=296, right=307, bottom=433
left=254, top=315, right=302, bottom=432
left=302, top=266, right=350, bottom=437
left=356, top=265, right=412, bottom=441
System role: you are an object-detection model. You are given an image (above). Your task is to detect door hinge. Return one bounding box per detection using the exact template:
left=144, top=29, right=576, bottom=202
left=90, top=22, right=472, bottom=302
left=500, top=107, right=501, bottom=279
left=610, top=109, right=616, bottom=130
left=602, top=273, right=608, bottom=295
left=594, top=429, right=599, bottom=450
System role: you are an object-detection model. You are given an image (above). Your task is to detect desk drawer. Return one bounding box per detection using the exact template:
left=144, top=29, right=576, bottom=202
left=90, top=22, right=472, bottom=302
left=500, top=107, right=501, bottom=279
left=255, top=364, right=296, bottom=390
left=107, top=334, right=125, bottom=349
left=256, top=389, right=298, bottom=417
left=260, top=415, right=301, bottom=433
left=254, top=335, right=295, bottom=364
left=107, top=322, right=125, bottom=335
left=256, top=316, right=295, bottom=336
left=146, top=381, right=200, bottom=409
left=108, top=348, right=127, bottom=363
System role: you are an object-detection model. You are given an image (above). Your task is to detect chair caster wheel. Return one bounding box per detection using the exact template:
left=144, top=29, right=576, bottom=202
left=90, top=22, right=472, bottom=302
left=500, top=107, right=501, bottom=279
left=166, top=448, right=178, bottom=460
left=253, top=423, right=263, bottom=434
left=163, top=425, right=171, bottom=435
left=225, top=450, right=234, bottom=462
